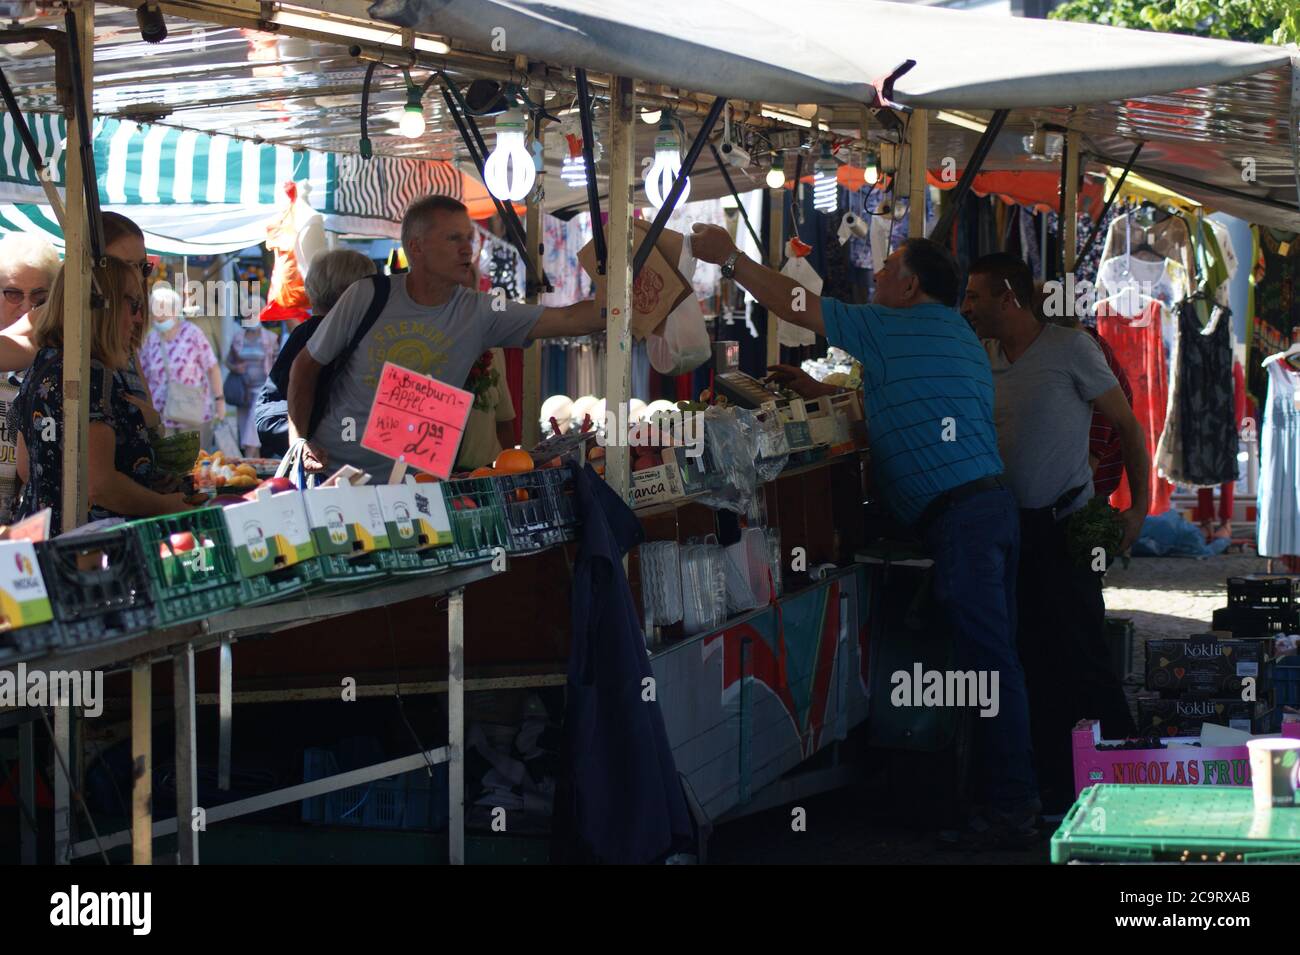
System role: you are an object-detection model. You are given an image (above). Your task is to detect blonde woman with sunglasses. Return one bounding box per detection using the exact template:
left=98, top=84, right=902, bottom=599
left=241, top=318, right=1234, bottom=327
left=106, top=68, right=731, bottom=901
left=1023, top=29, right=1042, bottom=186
left=12, top=258, right=192, bottom=529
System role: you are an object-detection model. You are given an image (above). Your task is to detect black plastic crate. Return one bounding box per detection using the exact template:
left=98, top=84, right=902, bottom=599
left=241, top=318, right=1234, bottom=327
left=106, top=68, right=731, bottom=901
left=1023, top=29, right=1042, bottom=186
left=1227, top=575, right=1300, bottom=612
left=495, top=469, right=574, bottom=553
left=36, top=528, right=157, bottom=641
left=1211, top=605, right=1298, bottom=638
left=0, top=621, right=62, bottom=662
left=1105, top=617, right=1134, bottom=682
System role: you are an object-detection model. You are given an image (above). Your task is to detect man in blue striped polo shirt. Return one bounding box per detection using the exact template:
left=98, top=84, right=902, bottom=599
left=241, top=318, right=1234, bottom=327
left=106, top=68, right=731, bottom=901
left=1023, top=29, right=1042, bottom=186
left=691, top=227, right=1038, bottom=847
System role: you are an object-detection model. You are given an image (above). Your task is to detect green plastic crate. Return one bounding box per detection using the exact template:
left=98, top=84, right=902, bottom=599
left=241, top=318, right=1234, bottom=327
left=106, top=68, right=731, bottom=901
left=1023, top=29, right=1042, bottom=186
left=304, top=552, right=390, bottom=592
left=1052, top=785, right=1300, bottom=864
left=238, top=556, right=321, bottom=606
left=441, top=478, right=509, bottom=565
left=375, top=546, right=453, bottom=576
left=128, top=508, right=243, bottom=625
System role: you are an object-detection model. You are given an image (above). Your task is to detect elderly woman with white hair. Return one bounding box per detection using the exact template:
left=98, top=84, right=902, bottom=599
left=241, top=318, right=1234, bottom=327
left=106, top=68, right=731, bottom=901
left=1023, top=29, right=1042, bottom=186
left=0, top=232, right=60, bottom=522
left=138, top=282, right=224, bottom=446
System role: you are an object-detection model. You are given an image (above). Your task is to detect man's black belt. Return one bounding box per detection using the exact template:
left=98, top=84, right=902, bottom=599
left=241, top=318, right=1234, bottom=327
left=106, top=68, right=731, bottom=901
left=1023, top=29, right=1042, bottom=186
left=916, top=474, right=1005, bottom=534
left=1020, top=483, right=1088, bottom=524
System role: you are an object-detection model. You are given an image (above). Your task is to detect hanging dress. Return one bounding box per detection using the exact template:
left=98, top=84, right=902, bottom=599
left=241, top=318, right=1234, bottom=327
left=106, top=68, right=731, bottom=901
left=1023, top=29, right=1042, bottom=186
left=1155, top=301, right=1238, bottom=487
left=1257, top=359, right=1300, bottom=558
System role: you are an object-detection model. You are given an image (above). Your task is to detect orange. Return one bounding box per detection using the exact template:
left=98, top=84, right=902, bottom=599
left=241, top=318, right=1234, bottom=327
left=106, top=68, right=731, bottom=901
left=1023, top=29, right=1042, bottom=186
left=413, top=473, right=440, bottom=484
left=493, top=448, right=534, bottom=474
left=470, top=466, right=496, bottom=478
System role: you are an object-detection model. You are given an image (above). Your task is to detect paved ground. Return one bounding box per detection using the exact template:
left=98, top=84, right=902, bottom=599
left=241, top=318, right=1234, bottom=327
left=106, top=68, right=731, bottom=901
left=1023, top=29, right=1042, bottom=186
left=708, top=554, right=1267, bottom=865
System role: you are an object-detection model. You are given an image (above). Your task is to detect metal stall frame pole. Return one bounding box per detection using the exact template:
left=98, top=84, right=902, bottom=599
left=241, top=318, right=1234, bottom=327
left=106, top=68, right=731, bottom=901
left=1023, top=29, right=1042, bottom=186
left=604, top=77, right=636, bottom=504
left=173, top=644, right=199, bottom=865
left=447, top=588, right=465, bottom=865
left=60, top=0, right=93, bottom=535
left=908, top=109, right=928, bottom=238
left=928, top=110, right=1009, bottom=243
left=1062, top=129, right=1082, bottom=274
left=521, top=62, right=544, bottom=450
left=132, top=658, right=152, bottom=865
left=766, top=179, right=784, bottom=368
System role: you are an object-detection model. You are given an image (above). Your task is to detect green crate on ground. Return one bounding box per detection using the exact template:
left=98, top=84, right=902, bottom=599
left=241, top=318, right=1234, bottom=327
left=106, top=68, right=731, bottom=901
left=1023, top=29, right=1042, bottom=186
left=128, top=508, right=243, bottom=625
left=441, top=478, right=509, bottom=564
left=1052, top=785, right=1300, bottom=864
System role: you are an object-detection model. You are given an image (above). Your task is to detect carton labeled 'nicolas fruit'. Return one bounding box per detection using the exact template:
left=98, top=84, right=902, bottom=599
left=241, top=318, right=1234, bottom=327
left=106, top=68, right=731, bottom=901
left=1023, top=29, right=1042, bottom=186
left=1144, top=634, right=1274, bottom=697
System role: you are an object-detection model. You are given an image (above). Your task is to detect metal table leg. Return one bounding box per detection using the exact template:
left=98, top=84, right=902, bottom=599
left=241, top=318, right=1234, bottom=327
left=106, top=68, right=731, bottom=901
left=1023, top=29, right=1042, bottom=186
left=448, top=588, right=464, bottom=865
left=218, top=635, right=232, bottom=791
left=18, top=720, right=36, bottom=865
left=173, top=645, right=199, bottom=865
left=132, top=659, right=152, bottom=866
left=53, top=695, right=71, bottom=864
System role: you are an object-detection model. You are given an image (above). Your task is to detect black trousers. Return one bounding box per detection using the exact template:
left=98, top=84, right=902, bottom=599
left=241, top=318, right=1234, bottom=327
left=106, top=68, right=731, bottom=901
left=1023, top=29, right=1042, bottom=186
left=1016, top=510, right=1136, bottom=804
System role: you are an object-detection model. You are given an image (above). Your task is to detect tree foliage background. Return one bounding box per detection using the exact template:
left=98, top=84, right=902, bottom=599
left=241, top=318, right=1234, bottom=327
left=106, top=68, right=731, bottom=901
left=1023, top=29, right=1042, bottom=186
left=1049, top=0, right=1299, bottom=45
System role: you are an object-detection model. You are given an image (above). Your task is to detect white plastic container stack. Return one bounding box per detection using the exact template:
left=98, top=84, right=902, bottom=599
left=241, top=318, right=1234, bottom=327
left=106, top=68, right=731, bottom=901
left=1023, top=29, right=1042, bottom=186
left=639, top=541, right=683, bottom=633
left=681, top=541, right=727, bottom=636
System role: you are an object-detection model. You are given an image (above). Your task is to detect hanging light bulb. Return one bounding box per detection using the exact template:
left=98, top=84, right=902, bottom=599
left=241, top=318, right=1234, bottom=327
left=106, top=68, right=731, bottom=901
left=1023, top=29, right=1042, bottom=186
left=766, top=152, right=786, bottom=189
left=644, top=117, right=689, bottom=209
left=812, top=144, right=839, bottom=213
left=484, top=109, right=536, bottom=201
left=399, top=84, right=426, bottom=139
left=640, top=107, right=662, bottom=125
left=561, top=129, right=601, bottom=189
left=864, top=150, right=879, bottom=186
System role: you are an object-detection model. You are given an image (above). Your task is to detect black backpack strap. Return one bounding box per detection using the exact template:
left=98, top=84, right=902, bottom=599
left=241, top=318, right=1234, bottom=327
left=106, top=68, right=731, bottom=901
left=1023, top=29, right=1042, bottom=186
left=306, top=274, right=391, bottom=438
left=335, top=274, right=391, bottom=373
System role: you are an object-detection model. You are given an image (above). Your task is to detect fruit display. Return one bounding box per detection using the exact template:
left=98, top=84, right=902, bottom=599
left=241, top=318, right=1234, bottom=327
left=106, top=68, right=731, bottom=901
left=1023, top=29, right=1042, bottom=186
left=193, top=451, right=259, bottom=491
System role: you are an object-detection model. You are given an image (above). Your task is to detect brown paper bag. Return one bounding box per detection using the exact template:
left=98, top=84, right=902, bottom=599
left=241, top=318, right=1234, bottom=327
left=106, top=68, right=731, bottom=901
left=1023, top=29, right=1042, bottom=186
left=578, top=219, right=691, bottom=340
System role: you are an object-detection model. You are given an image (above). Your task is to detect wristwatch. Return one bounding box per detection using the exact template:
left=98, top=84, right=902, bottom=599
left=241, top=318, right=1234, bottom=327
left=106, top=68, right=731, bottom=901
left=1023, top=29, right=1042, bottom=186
left=720, top=250, right=742, bottom=279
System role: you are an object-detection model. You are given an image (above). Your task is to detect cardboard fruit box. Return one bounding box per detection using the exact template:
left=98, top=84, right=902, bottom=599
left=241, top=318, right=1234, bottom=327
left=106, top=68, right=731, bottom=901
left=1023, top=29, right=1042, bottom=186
left=1136, top=697, right=1276, bottom=738
left=302, top=484, right=390, bottom=557
left=220, top=488, right=317, bottom=577
left=1144, top=634, right=1273, bottom=697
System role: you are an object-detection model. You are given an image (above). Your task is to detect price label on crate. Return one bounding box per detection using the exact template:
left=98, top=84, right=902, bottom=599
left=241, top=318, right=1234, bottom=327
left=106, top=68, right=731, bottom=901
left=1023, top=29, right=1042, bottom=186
left=361, top=362, right=473, bottom=479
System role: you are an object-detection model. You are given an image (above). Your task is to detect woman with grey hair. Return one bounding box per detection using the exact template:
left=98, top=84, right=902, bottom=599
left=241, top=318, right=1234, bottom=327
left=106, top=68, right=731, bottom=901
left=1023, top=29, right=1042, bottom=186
left=253, top=248, right=378, bottom=457
left=0, top=232, right=59, bottom=522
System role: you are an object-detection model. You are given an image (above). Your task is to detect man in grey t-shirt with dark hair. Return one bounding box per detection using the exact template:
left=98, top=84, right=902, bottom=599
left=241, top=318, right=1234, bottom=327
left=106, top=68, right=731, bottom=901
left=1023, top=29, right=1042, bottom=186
left=288, top=195, right=604, bottom=473
left=962, top=252, right=1146, bottom=812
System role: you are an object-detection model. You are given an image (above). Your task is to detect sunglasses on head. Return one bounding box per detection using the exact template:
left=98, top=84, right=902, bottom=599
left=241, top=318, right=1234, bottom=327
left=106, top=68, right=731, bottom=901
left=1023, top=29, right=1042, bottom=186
left=139, top=261, right=155, bottom=279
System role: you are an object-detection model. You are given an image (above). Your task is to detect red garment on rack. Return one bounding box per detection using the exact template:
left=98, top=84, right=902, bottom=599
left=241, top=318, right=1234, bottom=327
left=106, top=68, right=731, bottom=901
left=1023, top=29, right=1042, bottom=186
left=1096, top=300, right=1174, bottom=516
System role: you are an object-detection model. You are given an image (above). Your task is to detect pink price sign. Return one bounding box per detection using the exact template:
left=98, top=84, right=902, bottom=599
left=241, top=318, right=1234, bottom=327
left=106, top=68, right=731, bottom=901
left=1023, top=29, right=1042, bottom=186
left=360, top=361, right=473, bottom=479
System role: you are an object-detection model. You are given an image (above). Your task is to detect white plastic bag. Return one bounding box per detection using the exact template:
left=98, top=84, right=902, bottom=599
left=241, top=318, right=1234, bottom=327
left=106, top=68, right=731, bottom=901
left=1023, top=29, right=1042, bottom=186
left=212, top=417, right=241, bottom=459
left=778, top=241, right=821, bottom=347
left=647, top=235, right=712, bottom=376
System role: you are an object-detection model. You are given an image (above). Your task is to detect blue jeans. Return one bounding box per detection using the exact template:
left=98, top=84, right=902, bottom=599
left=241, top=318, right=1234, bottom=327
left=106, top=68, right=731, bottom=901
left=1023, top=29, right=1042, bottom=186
left=923, top=487, right=1038, bottom=809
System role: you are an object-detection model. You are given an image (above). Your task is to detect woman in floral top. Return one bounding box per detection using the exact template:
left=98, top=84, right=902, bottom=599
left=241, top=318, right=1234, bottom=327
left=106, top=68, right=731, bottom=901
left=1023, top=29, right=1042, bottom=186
left=13, top=258, right=192, bottom=530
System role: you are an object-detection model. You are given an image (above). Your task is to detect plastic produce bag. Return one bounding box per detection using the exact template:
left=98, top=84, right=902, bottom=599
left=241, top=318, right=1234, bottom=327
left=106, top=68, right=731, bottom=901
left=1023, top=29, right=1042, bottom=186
left=736, top=407, right=789, bottom=484
left=724, top=527, right=772, bottom=613
left=647, top=235, right=712, bottom=376
left=777, top=239, right=821, bottom=348
left=212, top=417, right=241, bottom=459
left=695, top=407, right=759, bottom=514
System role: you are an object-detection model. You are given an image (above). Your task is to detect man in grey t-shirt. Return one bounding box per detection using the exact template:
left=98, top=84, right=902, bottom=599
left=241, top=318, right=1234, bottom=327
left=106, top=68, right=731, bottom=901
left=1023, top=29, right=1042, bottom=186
left=962, top=253, right=1147, bottom=811
left=289, top=195, right=604, bottom=473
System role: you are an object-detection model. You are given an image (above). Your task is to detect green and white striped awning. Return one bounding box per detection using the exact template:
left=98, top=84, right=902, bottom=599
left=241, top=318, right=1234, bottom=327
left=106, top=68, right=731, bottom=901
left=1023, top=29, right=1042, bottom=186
left=0, top=112, right=339, bottom=210
left=0, top=112, right=476, bottom=252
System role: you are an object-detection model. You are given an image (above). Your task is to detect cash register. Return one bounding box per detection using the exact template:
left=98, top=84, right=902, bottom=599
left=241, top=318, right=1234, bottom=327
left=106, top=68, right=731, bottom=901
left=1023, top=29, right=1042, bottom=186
left=711, top=341, right=785, bottom=408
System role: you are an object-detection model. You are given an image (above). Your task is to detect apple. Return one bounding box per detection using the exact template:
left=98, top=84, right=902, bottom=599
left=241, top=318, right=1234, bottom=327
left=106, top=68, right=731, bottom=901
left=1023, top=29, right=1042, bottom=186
left=169, top=532, right=196, bottom=553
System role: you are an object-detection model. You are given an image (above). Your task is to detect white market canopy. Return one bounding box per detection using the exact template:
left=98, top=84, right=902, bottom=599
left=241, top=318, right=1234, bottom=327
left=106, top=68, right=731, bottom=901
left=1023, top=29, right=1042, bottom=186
left=366, top=0, right=1300, bottom=229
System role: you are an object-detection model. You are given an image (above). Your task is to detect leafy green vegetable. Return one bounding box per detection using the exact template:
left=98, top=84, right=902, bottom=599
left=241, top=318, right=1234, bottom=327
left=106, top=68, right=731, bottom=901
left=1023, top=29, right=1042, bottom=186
left=1066, top=496, right=1124, bottom=572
